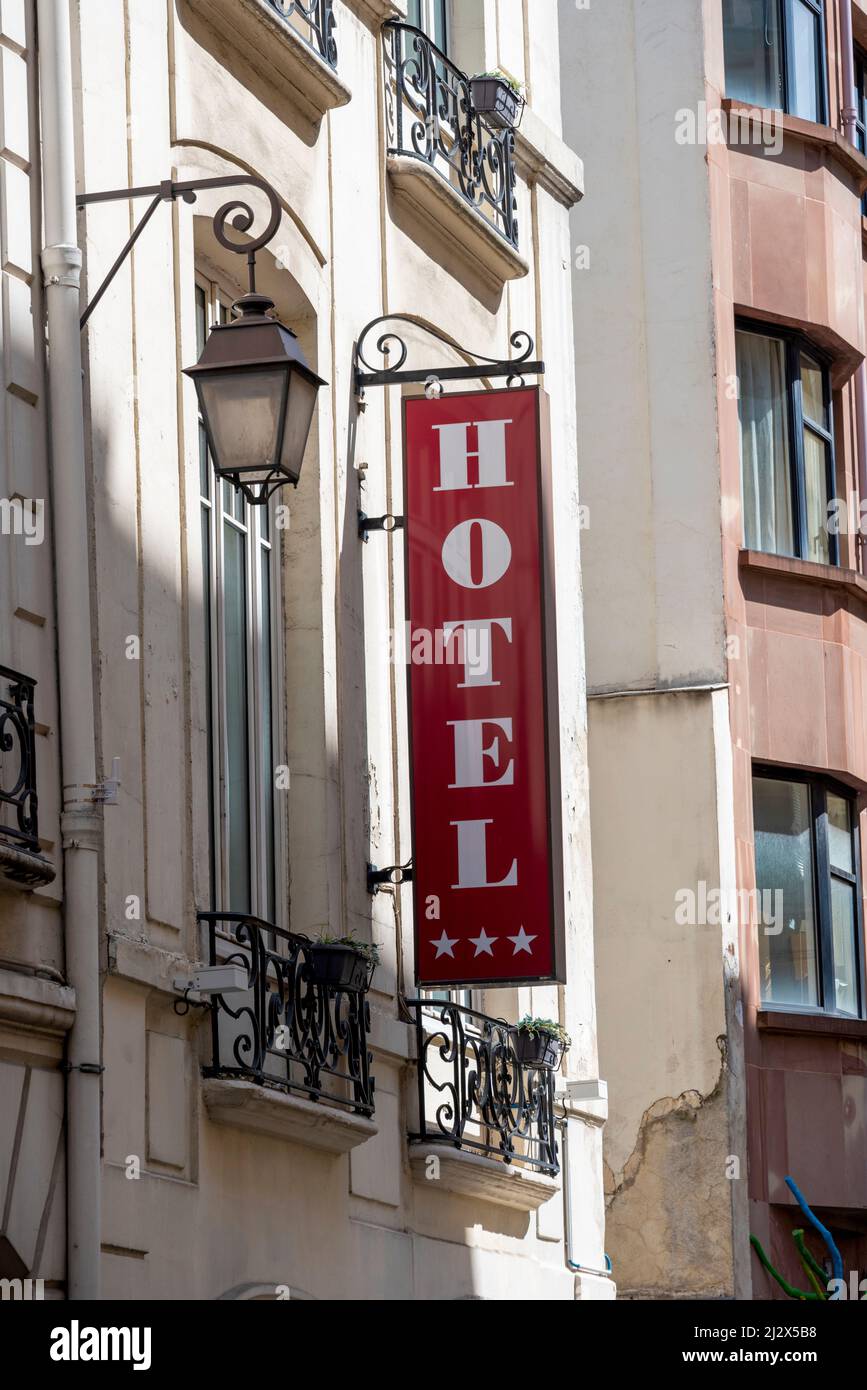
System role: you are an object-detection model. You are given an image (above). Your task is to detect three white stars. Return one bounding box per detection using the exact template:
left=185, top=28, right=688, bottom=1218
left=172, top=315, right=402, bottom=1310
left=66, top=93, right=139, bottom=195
left=430, top=926, right=537, bottom=958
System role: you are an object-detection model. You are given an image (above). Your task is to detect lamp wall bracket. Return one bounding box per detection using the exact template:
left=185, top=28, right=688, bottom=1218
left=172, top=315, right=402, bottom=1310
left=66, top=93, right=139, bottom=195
left=76, top=174, right=282, bottom=330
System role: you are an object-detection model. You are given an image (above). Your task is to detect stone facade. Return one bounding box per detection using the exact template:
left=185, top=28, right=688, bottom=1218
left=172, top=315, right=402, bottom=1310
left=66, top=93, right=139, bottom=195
left=0, top=0, right=612, bottom=1300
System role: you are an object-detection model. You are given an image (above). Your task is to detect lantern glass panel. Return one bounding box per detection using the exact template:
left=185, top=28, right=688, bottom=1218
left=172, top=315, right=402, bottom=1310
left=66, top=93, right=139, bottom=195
left=199, top=369, right=287, bottom=480
left=279, top=370, right=319, bottom=483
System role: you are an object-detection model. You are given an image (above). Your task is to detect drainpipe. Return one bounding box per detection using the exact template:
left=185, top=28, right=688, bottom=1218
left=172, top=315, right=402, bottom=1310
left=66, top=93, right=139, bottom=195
left=559, top=1118, right=612, bottom=1282
left=37, top=0, right=102, bottom=1299
left=840, top=0, right=867, bottom=571
left=841, top=0, right=858, bottom=142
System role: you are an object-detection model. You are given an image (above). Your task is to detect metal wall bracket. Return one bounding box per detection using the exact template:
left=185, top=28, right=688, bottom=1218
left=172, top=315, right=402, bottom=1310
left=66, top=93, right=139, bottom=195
left=76, top=174, right=282, bottom=330
left=358, top=510, right=405, bottom=541
left=353, top=315, right=544, bottom=401
left=65, top=756, right=122, bottom=807
left=367, top=860, right=413, bottom=894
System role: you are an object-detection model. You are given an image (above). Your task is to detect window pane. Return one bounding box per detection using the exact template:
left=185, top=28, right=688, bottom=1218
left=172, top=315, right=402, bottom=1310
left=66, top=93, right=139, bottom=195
left=754, top=777, right=819, bottom=1008
left=827, top=794, right=853, bottom=873
left=224, top=523, right=250, bottom=911
left=407, top=0, right=421, bottom=27
left=433, top=0, right=448, bottom=52
left=790, top=0, right=821, bottom=122
left=737, top=330, right=794, bottom=555
left=723, top=0, right=783, bottom=108
left=195, top=285, right=207, bottom=357
left=830, top=878, right=859, bottom=1015
left=199, top=421, right=210, bottom=499
left=803, top=428, right=831, bottom=564
left=800, top=354, right=826, bottom=427
left=260, top=546, right=275, bottom=923
left=201, top=506, right=215, bottom=909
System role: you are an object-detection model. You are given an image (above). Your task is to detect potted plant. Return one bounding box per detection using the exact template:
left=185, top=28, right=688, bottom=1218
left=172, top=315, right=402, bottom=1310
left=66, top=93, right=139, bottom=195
left=511, top=1016, right=571, bottom=1069
left=308, top=933, right=379, bottom=992
left=468, top=70, right=525, bottom=129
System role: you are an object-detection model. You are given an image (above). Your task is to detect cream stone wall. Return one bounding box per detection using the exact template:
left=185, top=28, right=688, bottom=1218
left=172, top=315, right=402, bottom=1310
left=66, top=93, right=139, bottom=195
left=0, top=0, right=67, bottom=1294
left=0, top=0, right=611, bottom=1300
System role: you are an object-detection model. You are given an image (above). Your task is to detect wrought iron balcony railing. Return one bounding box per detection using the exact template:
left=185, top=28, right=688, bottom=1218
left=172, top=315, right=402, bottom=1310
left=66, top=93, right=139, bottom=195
left=262, top=0, right=337, bottom=69
left=199, top=912, right=374, bottom=1116
left=0, top=665, right=41, bottom=860
left=407, top=998, right=560, bottom=1176
left=383, top=21, right=520, bottom=249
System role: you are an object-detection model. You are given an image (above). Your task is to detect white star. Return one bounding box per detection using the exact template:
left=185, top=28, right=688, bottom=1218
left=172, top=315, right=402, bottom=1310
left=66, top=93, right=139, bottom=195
left=469, top=928, right=497, bottom=957
left=507, top=926, right=537, bottom=955
left=432, top=930, right=458, bottom=958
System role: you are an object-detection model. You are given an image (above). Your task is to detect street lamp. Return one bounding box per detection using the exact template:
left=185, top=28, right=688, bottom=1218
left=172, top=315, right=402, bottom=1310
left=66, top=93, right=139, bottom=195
left=76, top=174, right=325, bottom=504
left=184, top=289, right=324, bottom=504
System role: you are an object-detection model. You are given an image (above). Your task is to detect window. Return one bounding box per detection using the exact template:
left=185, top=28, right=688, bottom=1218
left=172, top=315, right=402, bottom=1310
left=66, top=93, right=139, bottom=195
left=196, top=278, right=279, bottom=922
left=407, top=0, right=449, bottom=52
left=753, top=770, right=863, bottom=1017
left=722, top=0, right=827, bottom=123
left=736, top=323, right=837, bottom=565
left=855, top=49, right=867, bottom=213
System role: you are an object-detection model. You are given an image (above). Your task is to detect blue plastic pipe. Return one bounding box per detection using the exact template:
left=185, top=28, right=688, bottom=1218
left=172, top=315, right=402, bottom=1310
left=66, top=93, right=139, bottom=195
left=785, top=1176, right=843, bottom=1283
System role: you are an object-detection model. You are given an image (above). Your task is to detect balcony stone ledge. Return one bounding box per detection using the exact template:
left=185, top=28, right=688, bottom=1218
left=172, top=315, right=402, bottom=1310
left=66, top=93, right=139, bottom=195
left=386, top=153, right=530, bottom=292
left=0, top=966, right=76, bottom=1037
left=0, top=839, right=56, bottom=889
left=202, top=1076, right=378, bottom=1153
left=342, top=0, right=405, bottom=25
left=409, top=1141, right=559, bottom=1211
left=187, top=0, right=351, bottom=123
left=513, top=108, right=584, bottom=208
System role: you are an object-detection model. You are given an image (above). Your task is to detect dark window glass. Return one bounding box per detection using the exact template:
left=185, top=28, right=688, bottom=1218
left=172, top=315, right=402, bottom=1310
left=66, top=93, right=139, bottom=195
left=736, top=323, right=837, bottom=565
left=723, top=0, right=826, bottom=122
left=753, top=772, right=863, bottom=1018
left=408, top=0, right=448, bottom=52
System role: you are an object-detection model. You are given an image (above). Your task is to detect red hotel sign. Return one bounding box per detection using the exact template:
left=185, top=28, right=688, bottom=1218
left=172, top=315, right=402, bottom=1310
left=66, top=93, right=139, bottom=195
left=403, top=386, right=565, bottom=987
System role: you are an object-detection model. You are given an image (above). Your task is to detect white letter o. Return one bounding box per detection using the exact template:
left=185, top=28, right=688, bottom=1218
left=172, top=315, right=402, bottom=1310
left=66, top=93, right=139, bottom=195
left=441, top=518, right=511, bottom=590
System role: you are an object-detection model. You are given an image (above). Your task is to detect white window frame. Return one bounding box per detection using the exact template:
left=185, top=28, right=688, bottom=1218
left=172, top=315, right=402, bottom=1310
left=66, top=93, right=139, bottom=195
left=196, top=273, right=285, bottom=927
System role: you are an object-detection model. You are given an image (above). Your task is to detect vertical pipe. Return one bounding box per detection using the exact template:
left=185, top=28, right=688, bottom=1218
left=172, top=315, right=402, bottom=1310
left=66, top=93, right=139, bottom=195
left=840, top=0, right=858, bottom=142
left=839, top=1, right=867, bottom=571
left=36, top=0, right=102, bottom=1299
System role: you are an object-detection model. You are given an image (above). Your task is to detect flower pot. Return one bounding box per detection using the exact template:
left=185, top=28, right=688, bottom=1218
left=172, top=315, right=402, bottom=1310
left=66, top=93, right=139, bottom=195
left=469, top=76, right=524, bottom=129
left=512, top=1028, right=562, bottom=1069
left=308, top=944, right=370, bottom=993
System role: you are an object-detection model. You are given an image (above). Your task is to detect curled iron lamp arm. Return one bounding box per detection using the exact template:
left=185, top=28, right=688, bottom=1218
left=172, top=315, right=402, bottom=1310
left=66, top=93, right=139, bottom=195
left=76, top=174, right=283, bottom=329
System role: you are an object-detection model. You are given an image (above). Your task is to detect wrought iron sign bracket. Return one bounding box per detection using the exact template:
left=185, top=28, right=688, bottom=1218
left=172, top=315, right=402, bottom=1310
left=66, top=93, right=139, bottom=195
left=367, top=860, right=413, bottom=895
left=358, top=510, right=404, bottom=541
left=76, top=174, right=282, bottom=330
left=353, top=315, right=544, bottom=402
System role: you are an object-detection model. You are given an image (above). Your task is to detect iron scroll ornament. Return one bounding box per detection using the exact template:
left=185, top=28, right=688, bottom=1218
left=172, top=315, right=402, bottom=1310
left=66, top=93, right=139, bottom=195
left=353, top=314, right=545, bottom=398
left=76, top=174, right=284, bottom=330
